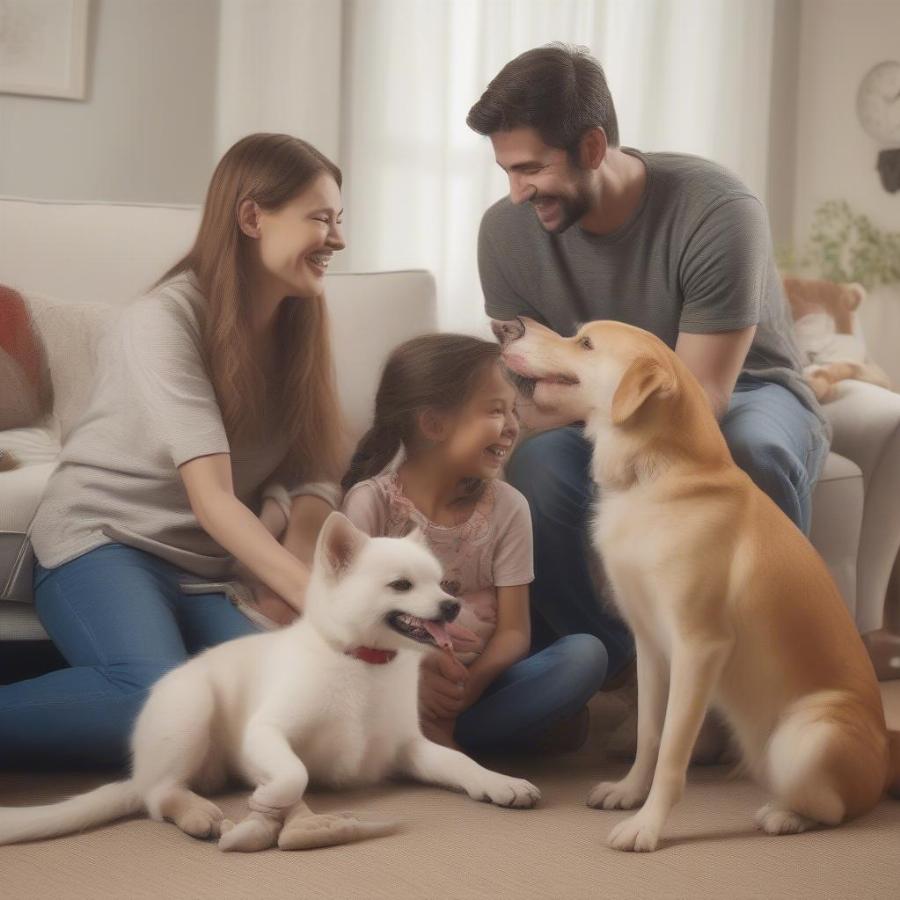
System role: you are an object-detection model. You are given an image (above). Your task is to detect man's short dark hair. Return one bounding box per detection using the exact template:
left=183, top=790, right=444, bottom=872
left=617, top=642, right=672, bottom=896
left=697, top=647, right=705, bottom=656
left=466, top=43, right=619, bottom=154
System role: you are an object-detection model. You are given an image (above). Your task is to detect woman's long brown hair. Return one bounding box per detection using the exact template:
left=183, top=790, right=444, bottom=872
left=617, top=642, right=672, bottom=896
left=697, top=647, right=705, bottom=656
left=160, top=133, right=345, bottom=483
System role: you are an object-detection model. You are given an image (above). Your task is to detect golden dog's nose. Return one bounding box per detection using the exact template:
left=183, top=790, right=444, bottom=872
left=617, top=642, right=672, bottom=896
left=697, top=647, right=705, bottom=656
left=490, top=318, right=526, bottom=348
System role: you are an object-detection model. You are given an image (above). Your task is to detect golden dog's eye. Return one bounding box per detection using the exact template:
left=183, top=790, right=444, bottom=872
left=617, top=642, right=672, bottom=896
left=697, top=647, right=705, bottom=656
left=580, top=336, right=593, bottom=350
left=389, top=578, right=413, bottom=592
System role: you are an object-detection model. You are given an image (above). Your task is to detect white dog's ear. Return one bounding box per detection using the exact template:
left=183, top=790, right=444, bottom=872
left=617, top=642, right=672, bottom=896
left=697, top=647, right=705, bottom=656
left=316, top=511, right=369, bottom=578
left=403, top=524, right=427, bottom=546
left=611, top=357, right=676, bottom=425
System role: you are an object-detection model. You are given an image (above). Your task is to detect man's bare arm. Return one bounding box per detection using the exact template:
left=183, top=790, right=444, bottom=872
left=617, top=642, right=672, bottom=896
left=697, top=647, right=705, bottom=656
left=675, top=326, right=757, bottom=420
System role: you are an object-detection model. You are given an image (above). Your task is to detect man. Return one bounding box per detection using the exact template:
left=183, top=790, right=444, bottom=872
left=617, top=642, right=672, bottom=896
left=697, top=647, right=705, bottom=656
left=467, top=43, right=829, bottom=681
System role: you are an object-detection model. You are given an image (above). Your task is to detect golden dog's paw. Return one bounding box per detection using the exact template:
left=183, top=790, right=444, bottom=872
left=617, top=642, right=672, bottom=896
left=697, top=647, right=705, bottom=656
left=586, top=779, right=648, bottom=810
left=608, top=813, right=661, bottom=852
left=754, top=803, right=816, bottom=835
left=278, top=811, right=398, bottom=850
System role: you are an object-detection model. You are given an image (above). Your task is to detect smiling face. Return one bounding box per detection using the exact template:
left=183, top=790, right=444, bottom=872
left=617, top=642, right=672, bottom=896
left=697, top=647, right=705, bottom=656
left=253, top=172, right=345, bottom=300
left=306, top=513, right=461, bottom=653
left=490, top=127, right=595, bottom=233
left=437, top=361, right=521, bottom=479
left=501, top=318, right=676, bottom=426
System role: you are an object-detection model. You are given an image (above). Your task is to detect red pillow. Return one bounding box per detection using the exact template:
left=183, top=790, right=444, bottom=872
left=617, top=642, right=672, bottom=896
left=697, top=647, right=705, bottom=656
left=0, top=285, right=51, bottom=430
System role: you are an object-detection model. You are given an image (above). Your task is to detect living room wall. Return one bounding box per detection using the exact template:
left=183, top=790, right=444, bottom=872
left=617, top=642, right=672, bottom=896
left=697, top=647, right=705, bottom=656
left=0, top=0, right=342, bottom=206
left=792, top=0, right=900, bottom=385
left=793, top=0, right=900, bottom=245
left=0, top=0, right=219, bottom=204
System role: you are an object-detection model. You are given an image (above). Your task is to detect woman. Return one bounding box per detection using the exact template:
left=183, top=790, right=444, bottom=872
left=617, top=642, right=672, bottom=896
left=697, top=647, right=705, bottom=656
left=0, top=134, right=346, bottom=768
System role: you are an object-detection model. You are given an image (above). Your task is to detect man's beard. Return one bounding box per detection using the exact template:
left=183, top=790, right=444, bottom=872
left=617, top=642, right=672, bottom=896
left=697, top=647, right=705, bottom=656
left=531, top=190, right=591, bottom=234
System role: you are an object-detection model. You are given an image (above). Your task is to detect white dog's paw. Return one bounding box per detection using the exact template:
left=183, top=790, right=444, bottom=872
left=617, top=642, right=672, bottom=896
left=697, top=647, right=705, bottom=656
left=249, top=778, right=305, bottom=816
left=468, top=774, right=541, bottom=809
left=608, top=813, right=661, bottom=852
left=754, top=803, right=815, bottom=835
left=218, top=811, right=282, bottom=853
left=586, top=779, right=648, bottom=810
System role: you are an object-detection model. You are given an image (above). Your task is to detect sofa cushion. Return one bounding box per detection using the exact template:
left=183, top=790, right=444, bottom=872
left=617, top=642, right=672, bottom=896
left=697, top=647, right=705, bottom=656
left=25, top=295, right=117, bottom=442
left=810, top=451, right=864, bottom=622
left=0, top=600, right=47, bottom=641
left=0, top=459, right=56, bottom=603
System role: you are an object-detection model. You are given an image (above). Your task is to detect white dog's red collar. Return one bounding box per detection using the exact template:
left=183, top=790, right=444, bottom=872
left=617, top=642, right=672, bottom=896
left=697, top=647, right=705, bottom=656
left=345, top=647, right=397, bottom=665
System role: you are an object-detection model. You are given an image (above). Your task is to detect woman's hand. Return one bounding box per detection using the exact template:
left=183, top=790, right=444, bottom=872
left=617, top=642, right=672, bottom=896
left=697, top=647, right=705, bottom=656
left=179, top=454, right=310, bottom=613
left=251, top=582, right=301, bottom=626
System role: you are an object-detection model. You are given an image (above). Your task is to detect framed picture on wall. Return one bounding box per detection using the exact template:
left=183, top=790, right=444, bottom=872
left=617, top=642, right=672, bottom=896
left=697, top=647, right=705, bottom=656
left=0, top=0, right=90, bottom=100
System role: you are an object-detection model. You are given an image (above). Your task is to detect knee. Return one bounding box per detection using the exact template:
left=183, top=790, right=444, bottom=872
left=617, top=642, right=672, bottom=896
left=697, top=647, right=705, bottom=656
left=506, top=430, right=591, bottom=518
left=549, top=634, right=609, bottom=691
left=731, top=440, right=806, bottom=497
left=100, top=660, right=180, bottom=697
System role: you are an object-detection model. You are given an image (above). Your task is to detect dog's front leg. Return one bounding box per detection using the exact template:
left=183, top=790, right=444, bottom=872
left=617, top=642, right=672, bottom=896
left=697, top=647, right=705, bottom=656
left=588, top=635, right=667, bottom=810
left=218, top=722, right=309, bottom=852
left=398, top=737, right=541, bottom=808
left=608, top=639, right=729, bottom=852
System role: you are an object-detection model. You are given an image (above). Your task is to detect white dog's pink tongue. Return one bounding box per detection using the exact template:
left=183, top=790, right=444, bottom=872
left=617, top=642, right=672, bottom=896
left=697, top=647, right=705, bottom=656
left=422, top=619, right=453, bottom=651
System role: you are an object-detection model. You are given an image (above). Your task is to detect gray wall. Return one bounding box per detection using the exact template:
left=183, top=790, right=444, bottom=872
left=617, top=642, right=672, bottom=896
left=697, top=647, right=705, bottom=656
left=0, top=0, right=219, bottom=204
left=766, top=0, right=802, bottom=251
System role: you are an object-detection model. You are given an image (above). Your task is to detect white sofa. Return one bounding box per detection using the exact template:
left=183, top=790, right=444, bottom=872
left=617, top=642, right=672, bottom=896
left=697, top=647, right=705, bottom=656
left=1, top=197, right=900, bottom=667
left=0, top=197, right=436, bottom=640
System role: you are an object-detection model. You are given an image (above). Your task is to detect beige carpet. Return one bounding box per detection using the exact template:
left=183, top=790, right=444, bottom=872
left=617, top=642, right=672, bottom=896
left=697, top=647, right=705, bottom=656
left=2, top=681, right=899, bottom=900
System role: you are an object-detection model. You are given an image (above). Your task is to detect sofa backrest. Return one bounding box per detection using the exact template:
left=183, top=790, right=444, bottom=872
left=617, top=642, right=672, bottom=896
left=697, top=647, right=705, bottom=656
left=0, top=196, right=437, bottom=440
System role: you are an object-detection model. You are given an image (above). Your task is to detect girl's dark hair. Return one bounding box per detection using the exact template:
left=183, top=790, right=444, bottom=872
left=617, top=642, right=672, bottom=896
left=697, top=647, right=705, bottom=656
left=466, top=43, right=619, bottom=157
left=341, top=334, right=502, bottom=492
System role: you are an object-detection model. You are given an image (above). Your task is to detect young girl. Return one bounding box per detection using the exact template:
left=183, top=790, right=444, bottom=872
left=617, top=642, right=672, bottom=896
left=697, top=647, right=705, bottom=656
left=0, top=134, right=346, bottom=768
left=341, top=334, right=609, bottom=753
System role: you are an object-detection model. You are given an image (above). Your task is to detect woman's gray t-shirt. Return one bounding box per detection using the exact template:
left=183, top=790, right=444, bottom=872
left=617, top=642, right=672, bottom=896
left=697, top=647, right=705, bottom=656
left=29, top=272, right=289, bottom=577
left=478, top=148, right=823, bottom=422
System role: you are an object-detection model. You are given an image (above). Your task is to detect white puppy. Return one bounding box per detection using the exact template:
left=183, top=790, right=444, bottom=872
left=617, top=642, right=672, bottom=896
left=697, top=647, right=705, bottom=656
left=0, top=513, right=540, bottom=851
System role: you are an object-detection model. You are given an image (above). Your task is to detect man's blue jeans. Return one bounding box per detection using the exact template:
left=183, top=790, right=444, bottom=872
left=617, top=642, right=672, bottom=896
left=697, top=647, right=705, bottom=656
left=506, top=376, right=830, bottom=683
left=0, top=543, right=258, bottom=769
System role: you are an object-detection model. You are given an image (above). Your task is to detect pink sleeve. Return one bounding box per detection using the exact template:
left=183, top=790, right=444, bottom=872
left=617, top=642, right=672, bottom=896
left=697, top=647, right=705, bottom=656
left=491, top=486, right=534, bottom=587
left=340, top=481, right=388, bottom=537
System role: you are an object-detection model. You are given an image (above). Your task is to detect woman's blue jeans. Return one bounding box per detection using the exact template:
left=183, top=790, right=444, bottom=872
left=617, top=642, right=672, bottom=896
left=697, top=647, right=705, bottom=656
left=0, top=543, right=258, bottom=769
left=505, top=376, right=831, bottom=685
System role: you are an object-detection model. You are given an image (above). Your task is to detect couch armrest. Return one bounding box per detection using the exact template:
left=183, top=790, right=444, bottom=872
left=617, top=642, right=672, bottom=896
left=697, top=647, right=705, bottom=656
left=810, top=452, right=863, bottom=621
left=824, top=380, right=900, bottom=633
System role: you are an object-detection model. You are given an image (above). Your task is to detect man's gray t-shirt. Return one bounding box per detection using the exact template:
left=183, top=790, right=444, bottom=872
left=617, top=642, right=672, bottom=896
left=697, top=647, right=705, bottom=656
left=478, top=149, right=822, bottom=423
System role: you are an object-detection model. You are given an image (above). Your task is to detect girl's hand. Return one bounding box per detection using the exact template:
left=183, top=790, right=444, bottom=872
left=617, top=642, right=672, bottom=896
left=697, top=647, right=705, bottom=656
left=420, top=650, right=468, bottom=718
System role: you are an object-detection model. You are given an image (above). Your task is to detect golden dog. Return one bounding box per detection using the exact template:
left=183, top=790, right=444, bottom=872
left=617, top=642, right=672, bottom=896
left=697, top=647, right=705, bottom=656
left=499, top=316, right=900, bottom=852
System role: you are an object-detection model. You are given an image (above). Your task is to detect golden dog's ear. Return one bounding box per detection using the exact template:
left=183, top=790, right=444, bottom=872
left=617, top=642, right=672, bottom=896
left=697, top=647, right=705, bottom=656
left=611, top=357, right=675, bottom=425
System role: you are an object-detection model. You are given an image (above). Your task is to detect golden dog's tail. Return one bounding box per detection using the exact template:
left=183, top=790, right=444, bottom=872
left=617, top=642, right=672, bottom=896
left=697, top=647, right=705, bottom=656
left=887, top=730, right=900, bottom=798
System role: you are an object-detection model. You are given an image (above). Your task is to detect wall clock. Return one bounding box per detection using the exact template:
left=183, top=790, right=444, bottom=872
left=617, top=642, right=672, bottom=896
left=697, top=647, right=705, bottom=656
left=856, top=60, right=900, bottom=193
